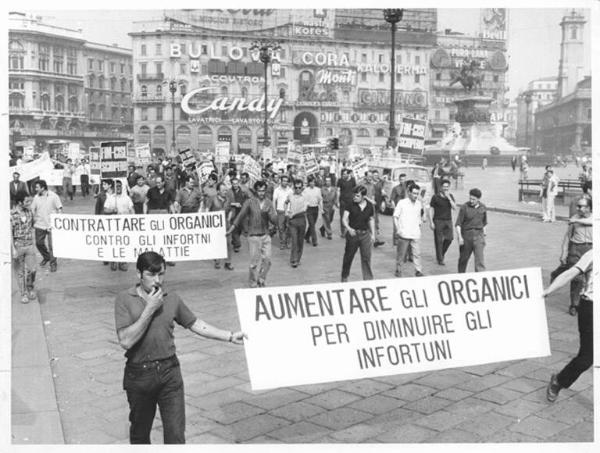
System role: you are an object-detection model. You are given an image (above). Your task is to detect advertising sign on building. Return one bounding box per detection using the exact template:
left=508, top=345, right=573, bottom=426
left=397, top=117, right=427, bottom=154
left=50, top=213, right=227, bottom=262
left=358, top=89, right=428, bottom=109
left=480, top=8, right=507, bottom=40
left=235, top=268, right=549, bottom=390
left=100, top=141, right=128, bottom=179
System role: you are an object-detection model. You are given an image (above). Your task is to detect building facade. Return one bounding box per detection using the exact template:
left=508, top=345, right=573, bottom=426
left=129, top=9, right=437, bottom=158
left=535, top=76, right=591, bottom=155
left=515, top=76, right=557, bottom=148
left=8, top=12, right=133, bottom=155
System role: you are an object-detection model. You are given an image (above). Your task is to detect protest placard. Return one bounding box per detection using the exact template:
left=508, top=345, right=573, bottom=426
left=39, top=169, right=64, bottom=187
left=100, top=141, right=128, bottom=179
left=351, top=159, right=369, bottom=181
left=197, top=161, right=215, bottom=183
left=302, top=148, right=319, bottom=175
left=235, top=268, right=549, bottom=390
left=397, top=117, right=426, bottom=154
left=89, top=146, right=102, bottom=185
left=262, top=147, right=273, bottom=162
left=68, top=142, right=81, bottom=161
left=50, top=212, right=227, bottom=262
left=241, top=154, right=262, bottom=181
left=286, top=143, right=303, bottom=166
left=134, top=143, right=152, bottom=167
left=215, top=142, right=231, bottom=164
left=9, top=152, right=54, bottom=181
left=179, top=148, right=196, bottom=167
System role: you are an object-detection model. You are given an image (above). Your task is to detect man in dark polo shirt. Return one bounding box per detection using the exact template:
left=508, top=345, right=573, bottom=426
left=429, top=179, right=457, bottom=265
left=336, top=168, right=356, bottom=237
left=341, top=185, right=375, bottom=282
left=455, top=188, right=487, bottom=273
left=115, top=251, right=245, bottom=444
left=144, top=175, right=174, bottom=214
left=174, top=175, right=203, bottom=213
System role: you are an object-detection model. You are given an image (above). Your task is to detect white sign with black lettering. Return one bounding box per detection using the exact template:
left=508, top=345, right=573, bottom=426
left=50, top=213, right=227, bottom=262
left=235, top=268, right=549, bottom=390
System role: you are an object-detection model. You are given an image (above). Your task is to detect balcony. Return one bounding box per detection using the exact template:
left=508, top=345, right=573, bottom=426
left=136, top=72, right=164, bottom=81
left=133, top=96, right=167, bottom=105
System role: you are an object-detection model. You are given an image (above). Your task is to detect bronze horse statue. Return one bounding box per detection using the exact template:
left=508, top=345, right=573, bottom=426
left=449, top=59, right=484, bottom=93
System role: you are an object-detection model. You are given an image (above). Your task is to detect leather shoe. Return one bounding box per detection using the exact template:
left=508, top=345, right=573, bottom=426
left=415, top=271, right=424, bottom=277
left=546, top=374, right=561, bottom=402
left=40, top=259, right=49, bottom=266
left=224, top=263, right=234, bottom=271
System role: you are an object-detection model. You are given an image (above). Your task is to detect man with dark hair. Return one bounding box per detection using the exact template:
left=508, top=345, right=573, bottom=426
left=145, top=175, right=174, bottom=214
left=320, top=176, right=337, bottom=240
left=228, top=180, right=278, bottom=287
left=272, top=174, right=293, bottom=250
left=127, top=164, right=139, bottom=189
left=11, top=192, right=37, bottom=303
left=286, top=179, right=308, bottom=268
left=130, top=175, right=150, bottom=214
left=206, top=182, right=234, bottom=270
left=228, top=176, right=249, bottom=253
left=239, top=172, right=251, bottom=195
left=9, top=171, right=29, bottom=208
left=456, top=188, right=487, bottom=273
left=115, top=251, right=245, bottom=444
left=303, top=175, right=322, bottom=246
left=174, top=176, right=202, bottom=213
left=429, top=179, right=457, bottom=265
left=394, top=183, right=425, bottom=277
left=62, top=158, right=75, bottom=201
left=544, top=249, right=593, bottom=403
left=336, top=168, right=356, bottom=237
left=201, top=173, right=218, bottom=210
left=31, top=179, right=63, bottom=272
left=341, top=185, right=375, bottom=282
left=390, top=173, right=407, bottom=245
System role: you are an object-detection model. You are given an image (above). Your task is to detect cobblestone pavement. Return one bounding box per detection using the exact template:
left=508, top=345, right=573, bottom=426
left=13, top=184, right=593, bottom=444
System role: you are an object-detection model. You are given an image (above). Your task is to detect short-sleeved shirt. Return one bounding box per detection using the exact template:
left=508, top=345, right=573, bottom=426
left=430, top=193, right=455, bottom=220
left=114, top=286, right=197, bottom=363
left=456, top=202, right=487, bottom=231
left=130, top=184, right=149, bottom=204
left=345, top=201, right=374, bottom=231
left=302, top=186, right=322, bottom=207
left=176, top=187, right=203, bottom=212
left=393, top=198, right=423, bottom=239
left=146, top=187, right=174, bottom=211
left=11, top=208, right=34, bottom=246
left=574, top=250, right=593, bottom=300
left=31, top=190, right=63, bottom=230
left=337, top=177, right=356, bottom=205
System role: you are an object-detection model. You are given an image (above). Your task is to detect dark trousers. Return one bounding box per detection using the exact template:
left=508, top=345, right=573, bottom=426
left=133, top=202, right=144, bottom=214
left=304, top=206, right=319, bottom=245
left=567, top=242, right=593, bottom=307
left=320, top=205, right=335, bottom=238
left=557, top=298, right=593, bottom=388
left=277, top=210, right=290, bottom=248
left=35, top=228, right=56, bottom=263
left=123, top=356, right=185, bottom=444
left=433, top=219, right=454, bottom=263
left=288, top=215, right=306, bottom=264
left=458, top=230, right=485, bottom=273
left=80, top=175, right=90, bottom=197
left=339, top=201, right=350, bottom=236
left=341, top=230, right=373, bottom=281
left=231, top=225, right=242, bottom=251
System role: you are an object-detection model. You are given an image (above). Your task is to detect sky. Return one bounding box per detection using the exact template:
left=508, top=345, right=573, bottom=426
left=22, top=7, right=592, bottom=100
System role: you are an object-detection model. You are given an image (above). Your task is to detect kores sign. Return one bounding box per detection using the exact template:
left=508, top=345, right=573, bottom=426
left=181, top=87, right=283, bottom=120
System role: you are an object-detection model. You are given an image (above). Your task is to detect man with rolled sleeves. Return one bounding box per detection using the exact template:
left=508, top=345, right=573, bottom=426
left=341, top=185, right=375, bottom=282
left=115, top=251, right=245, bottom=444
left=429, top=179, right=457, bottom=265
left=455, top=188, right=487, bottom=273
left=286, top=179, right=308, bottom=268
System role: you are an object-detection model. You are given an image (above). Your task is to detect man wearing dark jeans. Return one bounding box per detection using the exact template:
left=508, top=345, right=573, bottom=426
left=337, top=169, right=356, bottom=237
left=429, top=179, right=456, bottom=265
left=545, top=249, right=593, bottom=402
left=341, top=185, right=375, bottom=282
left=115, top=251, right=246, bottom=444
left=303, top=176, right=322, bottom=246
left=286, top=180, right=308, bottom=268
left=30, top=179, right=63, bottom=272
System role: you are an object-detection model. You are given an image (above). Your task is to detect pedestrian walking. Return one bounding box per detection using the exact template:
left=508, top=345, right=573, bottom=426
left=560, top=196, right=592, bottom=315
left=114, top=251, right=245, bottom=444
left=206, top=182, right=234, bottom=270
left=272, top=175, right=293, bottom=249
left=145, top=175, right=176, bottom=267
left=429, top=179, right=457, bottom=266
left=337, top=169, right=356, bottom=237
left=30, top=179, right=63, bottom=272
left=341, top=185, right=375, bottom=282
left=111, top=180, right=134, bottom=271
left=286, top=179, right=308, bottom=268
left=130, top=175, right=150, bottom=214
left=9, top=171, right=29, bottom=208
left=303, top=176, right=322, bottom=247
left=545, top=249, right=593, bottom=402
left=11, top=192, right=37, bottom=304
left=511, top=155, right=517, bottom=172
left=174, top=175, right=202, bottom=213
left=62, top=158, right=75, bottom=201
left=228, top=176, right=249, bottom=253
left=394, top=183, right=425, bottom=277
left=456, top=188, right=487, bottom=273
left=540, top=166, right=559, bottom=222
left=319, top=176, right=337, bottom=240
left=228, top=180, right=278, bottom=287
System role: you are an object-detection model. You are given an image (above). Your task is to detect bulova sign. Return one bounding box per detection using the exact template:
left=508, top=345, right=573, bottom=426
left=181, top=87, right=283, bottom=120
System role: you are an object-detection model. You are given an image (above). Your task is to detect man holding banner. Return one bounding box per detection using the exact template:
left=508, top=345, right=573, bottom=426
left=115, top=251, right=245, bottom=444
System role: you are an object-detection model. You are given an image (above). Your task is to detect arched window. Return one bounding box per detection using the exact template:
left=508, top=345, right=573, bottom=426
left=141, top=85, right=147, bottom=98
left=241, top=87, right=248, bottom=98
left=138, top=125, right=151, bottom=144
left=121, top=79, right=127, bottom=91
left=55, top=95, right=65, bottom=112
left=357, top=128, right=370, bottom=138
left=376, top=128, right=386, bottom=137
left=9, top=93, right=24, bottom=109
left=156, top=84, right=162, bottom=97
left=98, top=105, right=105, bottom=120
left=198, top=126, right=212, bottom=137
left=154, top=125, right=167, bottom=144
left=41, top=93, right=51, bottom=111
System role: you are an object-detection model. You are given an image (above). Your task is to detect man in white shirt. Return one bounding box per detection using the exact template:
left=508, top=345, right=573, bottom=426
left=31, top=179, right=63, bottom=272
left=272, top=175, right=293, bottom=250
left=113, top=180, right=134, bottom=271
left=540, top=166, right=560, bottom=222
left=303, top=175, right=323, bottom=246
left=393, top=183, right=424, bottom=277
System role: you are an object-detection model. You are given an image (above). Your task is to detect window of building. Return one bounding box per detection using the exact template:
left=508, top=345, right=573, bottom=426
left=120, top=63, right=125, bottom=73
left=98, top=76, right=104, bottom=89
left=414, top=74, right=420, bottom=83
left=110, top=78, right=116, bottom=90
left=155, top=62, right=162, bottom=75
left=180, top=63, right=186, bottom=75
left=141, top=44, right=147, bottom=56
left=357, top=128, right=370, bottom=138
left=280, top=67, right=286, bottom=78
left=378, top=54, right=384, bottom=63
left=221, top=45, right=227, bottom=56
left=140, top=62, right=147, bottom=75
left=55, top=95, right=65, bottom=112
left=39, top=55, right=49, bottom=72
left=141, top=85, right=147, bottom=97
left=156, top=43, right=162, bottom=55
left=361, top=72, right=367, bottom=82
left=98, top=60, right=104, bottom=71
left=121, top=79, right=127, bottom=91
left=570, top=26, right=577, bottom=40
left=396, top=73, right=402, bottom=83
left=141, top=107, right=148, bottom=121
left=376, top=128, right=386, bottom=137
left=279, top=48, right=286, bottom=59
left=10, top=54, right=24, bottom=69
left=9, top=93, right=25, bottom=108
left=179, top=83, right=187, bottom=96
left=201, top=44, right=208, bottom=55
left=53, top=58, right=63, bottom=73
left=492, top=91, right=498, bottom=100
left=110, top=62, right=115, bottom=73
left=493, top=74, right=499, bottom=83
left=156, top=107, right=163, bottom=121
left=67, top=60, right=77, bottom=75
left=434, top=110, right=440, bottom=120
left=415, top=55, right=420, bottom=65
left=88, top=59, right=94, bottom=70
left=361, top=53, right=367, bottom=63
left=436, top=72, right=442, bottom=81
left=156, top=84, right=162, bottom=97
left=379, top=73, right=384, bottom=83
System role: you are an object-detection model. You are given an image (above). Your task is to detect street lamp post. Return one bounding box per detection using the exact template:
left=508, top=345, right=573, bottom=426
left=524, top=92, right=532, bottom=149
left=383, top=8, right=404, bottom=150
left=250, top=40, right=281, bottom=148
left=163, top=79, right=179, bottom=157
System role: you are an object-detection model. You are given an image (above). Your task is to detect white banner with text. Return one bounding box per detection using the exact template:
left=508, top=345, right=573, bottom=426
left=236, top=268, right=549, bottom=390
left=50, top=213, right=227, bottom=262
